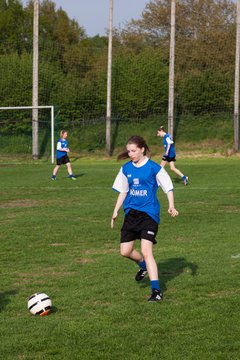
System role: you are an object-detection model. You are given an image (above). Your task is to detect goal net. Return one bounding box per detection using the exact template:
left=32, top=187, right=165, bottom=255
left=0, top=106, right=55, bottom=163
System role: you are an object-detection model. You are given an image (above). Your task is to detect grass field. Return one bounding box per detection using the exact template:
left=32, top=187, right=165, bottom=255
left=0, top=157, right=240, bottom=359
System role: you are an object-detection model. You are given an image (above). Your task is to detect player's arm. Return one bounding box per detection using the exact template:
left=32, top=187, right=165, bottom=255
left=166, top=190, right=179, bottom=217
left=165, top=137, right=174, bottom=156
left=156, top=167, right=179, bottom=217
left=111, top=192, right=127, bottom=229
left=57, top=142, right=70, bottom=152
left=165, top=144, right=171, bottom=156
left=111, top=167, right=129, bottom=228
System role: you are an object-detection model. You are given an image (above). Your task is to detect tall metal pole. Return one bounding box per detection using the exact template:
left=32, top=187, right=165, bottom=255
left=234, top=0, right=240, bottom=152
left=106, top=0, right=113, bottom=155
left=168, top=0, right=176, bottom=138
left=32, top=0, right=39, bottom=159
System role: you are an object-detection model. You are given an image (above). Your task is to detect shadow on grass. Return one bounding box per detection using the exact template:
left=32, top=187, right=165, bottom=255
left=159, top=257, right=198, bottom=293
left=172, top=177, right=183, bottom=185
left=72, top=173, right=84, bottom=178
left=49, top=305, right=58, bottom=315
left=139, top=257, right=198, bottom=293
left=0, top=289, right=18, bottom=312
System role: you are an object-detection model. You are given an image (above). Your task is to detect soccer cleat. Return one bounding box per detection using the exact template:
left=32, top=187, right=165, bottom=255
left=51, top=175, right=56, bottom=180
left=148, top=289, right=163, bottom=302
left=68, top=175, right=76, bottom=180
left=182, top=175, right=189, bottom=186
left=135, top=268, right=148, bottom=282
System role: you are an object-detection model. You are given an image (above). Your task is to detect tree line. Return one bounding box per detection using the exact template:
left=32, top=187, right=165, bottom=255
left=0, top=0, right=237, bottom=133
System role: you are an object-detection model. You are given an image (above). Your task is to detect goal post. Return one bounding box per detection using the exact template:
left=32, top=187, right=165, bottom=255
left=0, top=105, right=55, bottom=163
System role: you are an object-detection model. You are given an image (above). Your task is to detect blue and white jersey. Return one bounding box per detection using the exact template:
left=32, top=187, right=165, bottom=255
left=112, top=158, right=173, bottom=223
left=56, top=138, right=68, bottom=159
left=163, top=134, right=176, bottom=158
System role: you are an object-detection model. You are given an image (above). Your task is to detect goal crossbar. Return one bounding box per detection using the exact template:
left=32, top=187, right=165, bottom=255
left=0, top=105, right=55, bottom=163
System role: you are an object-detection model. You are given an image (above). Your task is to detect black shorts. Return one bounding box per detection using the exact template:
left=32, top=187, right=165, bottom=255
left=121, top=209, right=159, bottom=244
left=56, top=155, right=70, bottom=165
left=162, top=155, right=176, bottom=162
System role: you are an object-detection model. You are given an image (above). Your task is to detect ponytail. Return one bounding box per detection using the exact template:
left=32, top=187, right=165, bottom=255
left=158, top=125, right=165, bottom=132
left=117, top=135, right=150, bottom=161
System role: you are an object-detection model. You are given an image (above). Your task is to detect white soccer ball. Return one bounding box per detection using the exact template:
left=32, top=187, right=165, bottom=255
left=28, top=292, right=52, bottom=316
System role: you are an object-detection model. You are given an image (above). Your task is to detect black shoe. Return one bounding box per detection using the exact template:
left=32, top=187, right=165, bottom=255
left=148, top=289, right=163, bottom=302
left=135, top=268, right=148, bottom=281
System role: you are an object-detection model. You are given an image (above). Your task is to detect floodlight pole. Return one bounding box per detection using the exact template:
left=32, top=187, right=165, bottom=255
left=32, top=0, right=39, bottom=159
left=234, top=0, right=240, bottom=152
left=106, top=0, right=113, bottom=155
left=168, top=0, right=176, bottom=138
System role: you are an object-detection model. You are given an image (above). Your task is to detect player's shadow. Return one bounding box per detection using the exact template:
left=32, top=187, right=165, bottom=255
left=0, top=289, right=18, bottom=312
left=172, top=177, right=183, bottom=185
left=72, top=173, right=84, bottom=178
left=139, top=257, right=198, bottom=293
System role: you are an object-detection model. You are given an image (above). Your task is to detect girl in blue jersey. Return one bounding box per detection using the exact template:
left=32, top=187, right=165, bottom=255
left=51, top=130, right=76, bottom=180
left=157, top=126, right=188, bottom=186
left=111, top=136, right=179, bottom=302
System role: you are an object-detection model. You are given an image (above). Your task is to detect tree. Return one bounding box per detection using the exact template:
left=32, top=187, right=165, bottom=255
left=120, top=0, right=236, bottom=114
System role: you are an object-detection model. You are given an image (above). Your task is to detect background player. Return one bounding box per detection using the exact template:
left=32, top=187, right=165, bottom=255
left=51, top=130, right=76, bottom=180
left=157, top=125, right=188, bottom=185
left=111, top=135, right=179, bottom=302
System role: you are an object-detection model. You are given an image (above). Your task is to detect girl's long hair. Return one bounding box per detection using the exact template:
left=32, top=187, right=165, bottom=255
left=158, top=125, right=165, bottom=132
left=117, top=135, right=150, bottom=161
left=60, top=130, right=67, bottom=138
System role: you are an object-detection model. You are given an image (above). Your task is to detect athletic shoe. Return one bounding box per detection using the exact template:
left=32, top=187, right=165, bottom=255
left=51, top=175, right=56, bottom=180
left=68, top=175, right=76, bottom=180
left=148, top=289, right=163, bottom=302
left=135, top=268, right=148, bottom=281
left=182, top=175, right=189, bottom=186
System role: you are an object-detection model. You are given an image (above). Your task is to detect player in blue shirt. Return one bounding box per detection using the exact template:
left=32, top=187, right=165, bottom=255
left=51, top=130, right=76, bottom=180
left=157, top=125, right=188, bottom=185
left=111, top=136, right=179, bottom=302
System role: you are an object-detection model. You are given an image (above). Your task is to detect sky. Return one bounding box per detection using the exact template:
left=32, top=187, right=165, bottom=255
left=21, top=0, right=150, bottom=37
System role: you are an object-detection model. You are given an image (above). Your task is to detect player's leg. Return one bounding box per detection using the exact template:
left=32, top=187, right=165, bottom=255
left=120, top=240, right=148, bottom=277
left=51, top=165, right=60, bottom=180
left=169, top=161, right=188, bottom=185
left=120, top=241, right=142, bottom=262
left=66, top=162, right=76, bottom=180
left=160, top=159, right=167, bottom=168
left=169, top=161, right=184, bottom=177
left=141, top=239, right=163, bottom=302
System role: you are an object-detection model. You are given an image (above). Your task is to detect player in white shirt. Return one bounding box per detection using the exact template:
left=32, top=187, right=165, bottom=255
left=111, top=136, right=179, bottom=302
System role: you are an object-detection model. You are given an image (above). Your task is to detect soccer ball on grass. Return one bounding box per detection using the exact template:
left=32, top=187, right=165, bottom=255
left=27, top=292, right=52, bottom=316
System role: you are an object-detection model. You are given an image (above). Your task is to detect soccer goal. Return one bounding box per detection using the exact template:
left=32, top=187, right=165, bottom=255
left=0, top=105, right=55, bottom=163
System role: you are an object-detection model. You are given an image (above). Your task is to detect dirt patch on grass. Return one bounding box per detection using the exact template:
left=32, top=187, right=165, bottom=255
left=76, top=258, right=96, bottom=264
left=218, top=205, right=240, bottom=213
left=0, top=199, right=41, bottom=209
left=17, top=267, right=75, bottom=286
left=49, top=243, right=67, bottom=247
left=82, top=248, right=118, bottom=255
left=208, top=289, right=239, bottom=298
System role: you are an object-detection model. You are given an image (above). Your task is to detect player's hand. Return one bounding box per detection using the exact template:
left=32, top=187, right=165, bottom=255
left=168, top=208, right=179, bottom=217
left=111, top=211, right=118, bottom=228
left=66, top=148, right=70, bottom=153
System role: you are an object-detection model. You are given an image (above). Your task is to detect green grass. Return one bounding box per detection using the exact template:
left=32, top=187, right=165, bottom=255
left=0, top=157, right=240, bottom=359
